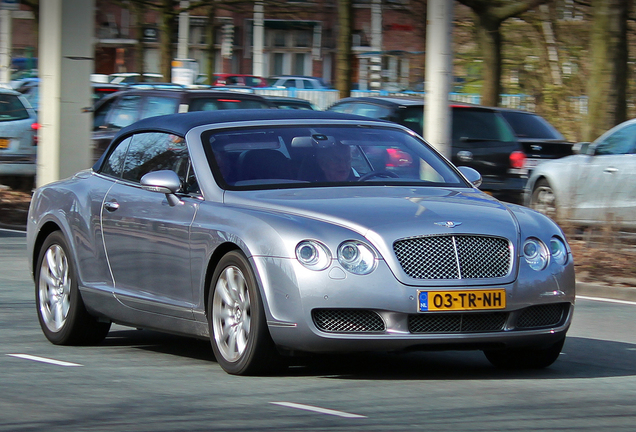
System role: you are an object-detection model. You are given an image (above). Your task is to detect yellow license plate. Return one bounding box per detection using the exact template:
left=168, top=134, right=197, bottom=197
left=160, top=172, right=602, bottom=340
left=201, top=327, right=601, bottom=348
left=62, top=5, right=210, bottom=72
left=0, top=138, right=8, bottom=149
left=418, top=289, right=506, bottom=312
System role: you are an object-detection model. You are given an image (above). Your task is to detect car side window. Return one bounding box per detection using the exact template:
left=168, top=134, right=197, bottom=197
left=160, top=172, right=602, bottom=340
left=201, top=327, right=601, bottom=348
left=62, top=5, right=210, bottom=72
left=100, top=136, right=132, bottom=178
left=303, top=79, right=315, bottom=89
left=140, top=96, right=179, bottom=120
left=107, top=95, right=142, bottom=129
left=329, top=102, right=353, bottom=114
left=121, top=132, right=192, bottom=189
left=93, top=97, right=116, bottom=130
left=595, top=123, right=636, bottom=155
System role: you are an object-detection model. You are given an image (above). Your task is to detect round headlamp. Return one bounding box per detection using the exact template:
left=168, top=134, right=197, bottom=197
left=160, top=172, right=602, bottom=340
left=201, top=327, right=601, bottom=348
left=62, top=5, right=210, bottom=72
left=523, top=238, right=549, bottom=271
left=337, top=241, right=377, bottom=275
left=296, top=240, right=331, bottom=271
left=550, top=236, right=568, bottom=266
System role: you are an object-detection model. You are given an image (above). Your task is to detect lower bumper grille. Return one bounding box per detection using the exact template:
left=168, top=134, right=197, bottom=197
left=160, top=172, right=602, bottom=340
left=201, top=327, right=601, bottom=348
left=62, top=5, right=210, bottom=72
left=516, top=303, right=569, bottom=329
left=409, top=312, right=508, bottom=333
left=312, top=309, right=385, bottom=333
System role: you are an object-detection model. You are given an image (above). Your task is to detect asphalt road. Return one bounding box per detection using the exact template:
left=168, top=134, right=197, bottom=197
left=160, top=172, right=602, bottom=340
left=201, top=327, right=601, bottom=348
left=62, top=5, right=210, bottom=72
left=2, top=228, right=636, bottom=431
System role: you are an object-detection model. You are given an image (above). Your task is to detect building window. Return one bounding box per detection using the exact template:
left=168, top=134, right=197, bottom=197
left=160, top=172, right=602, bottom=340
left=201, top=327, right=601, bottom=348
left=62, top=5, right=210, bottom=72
left=293, top=53, right=306, bottom=75
left=295, top=31, right=310, bottom=48
left=273, top=31, right=286, bottom=47
left=273, top=53, right=284, bottom=75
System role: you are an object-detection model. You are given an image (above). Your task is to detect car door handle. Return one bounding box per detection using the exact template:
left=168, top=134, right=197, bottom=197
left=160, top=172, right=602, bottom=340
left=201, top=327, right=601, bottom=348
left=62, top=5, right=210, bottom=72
left=604, top=167, right=619, bottom=174
left=104, top=201, right=120, bottom=212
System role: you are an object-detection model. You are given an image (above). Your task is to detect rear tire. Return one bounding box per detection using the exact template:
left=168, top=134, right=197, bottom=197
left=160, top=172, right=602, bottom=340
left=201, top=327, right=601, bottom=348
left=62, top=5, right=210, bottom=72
left=208, top=251, right=283, bottom=375
left=530, top=179, right=558, bottom=220
left=35, top=231, right=111, bottom=345
left=484, top=337, right=565, bottom=369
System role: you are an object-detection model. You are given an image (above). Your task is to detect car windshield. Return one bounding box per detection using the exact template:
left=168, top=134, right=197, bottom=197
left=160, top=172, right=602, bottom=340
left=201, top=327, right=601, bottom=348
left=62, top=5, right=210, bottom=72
left=500, top=111, right=564, bottom=139
left=202, top=125, right=468, bottom=190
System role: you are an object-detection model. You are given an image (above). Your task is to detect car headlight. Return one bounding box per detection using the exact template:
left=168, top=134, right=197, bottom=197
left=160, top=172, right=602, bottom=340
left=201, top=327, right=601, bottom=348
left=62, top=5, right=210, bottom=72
left=550, top=236, right=568, bottom=266
left=337, top=241, right=377, bottom=275
left=523, top=238, right=549, bottom=271
left=296, top=240, right=331, bottom=271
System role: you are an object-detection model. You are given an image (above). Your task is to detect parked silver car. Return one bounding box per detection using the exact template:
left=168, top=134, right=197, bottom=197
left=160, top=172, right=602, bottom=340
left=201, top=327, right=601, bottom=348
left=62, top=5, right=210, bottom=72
left=27, top=110, right=575, bottom=375
left=0, top=88, right=38, bottom=189
left=526, top=118, right=636, bottom=229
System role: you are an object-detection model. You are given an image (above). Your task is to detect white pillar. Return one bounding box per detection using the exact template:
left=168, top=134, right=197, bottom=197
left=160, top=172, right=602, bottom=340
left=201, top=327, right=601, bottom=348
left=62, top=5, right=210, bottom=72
left=177, top=1, right=190, bottom=59
left=253, top=2, right=264, bottom=76
left=0, top=9, right=11, bottom=84
left=38, top=0, right=94, bottom=187
left=424, top=0, right=453, bottom=158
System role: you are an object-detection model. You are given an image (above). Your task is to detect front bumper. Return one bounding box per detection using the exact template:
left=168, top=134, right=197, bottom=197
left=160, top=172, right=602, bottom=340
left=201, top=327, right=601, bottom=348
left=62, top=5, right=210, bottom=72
left=252, top=256, right=575, bottom=354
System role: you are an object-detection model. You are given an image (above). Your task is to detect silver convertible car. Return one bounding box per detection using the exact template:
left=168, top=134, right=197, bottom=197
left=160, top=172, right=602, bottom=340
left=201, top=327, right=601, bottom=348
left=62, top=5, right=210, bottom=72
left=27, top=110, right=575, bottom=375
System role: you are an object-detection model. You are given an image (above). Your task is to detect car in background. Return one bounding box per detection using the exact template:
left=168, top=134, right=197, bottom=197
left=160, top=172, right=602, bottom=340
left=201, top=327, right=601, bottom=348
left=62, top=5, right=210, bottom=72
left=108, top=73, right=164, bottom=85
left=525, top=118, right=636, bottom=229
left=27, top=109, right=574, bottom=375
left=19, top=82, right=125, bottom=112
left=268, top=75, right=331, bottom=90
left=263, top=96, right=318, bottom=110
left=0, top=88, right=38, bottom=190
left=91, top=88, right=274, bottom=161
left=494, top=107, right=572, bottom=171
left=211, top=73, right=268, bottom=88
left=328, top=96, right=527, bottom=203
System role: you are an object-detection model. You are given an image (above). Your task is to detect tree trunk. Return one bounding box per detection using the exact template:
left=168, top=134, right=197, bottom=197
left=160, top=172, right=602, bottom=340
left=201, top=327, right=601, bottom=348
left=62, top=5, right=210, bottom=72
left=205, top=5, right=216, bottom=85
left=475, top=15, right=502, bottom=107
left=336, top=0, right=353, bottom=99
left=160, top=0, right=176, bottom=82
left=585, top=0, right=628, bottom=141
left=132, top=2, right=146, bottom=81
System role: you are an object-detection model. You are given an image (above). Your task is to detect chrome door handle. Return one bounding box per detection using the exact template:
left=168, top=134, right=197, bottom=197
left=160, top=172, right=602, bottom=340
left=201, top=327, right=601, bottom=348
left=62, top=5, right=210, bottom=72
left=604, top=167, right=618, bottom=174
left=104, top=201, right=120, bottom=212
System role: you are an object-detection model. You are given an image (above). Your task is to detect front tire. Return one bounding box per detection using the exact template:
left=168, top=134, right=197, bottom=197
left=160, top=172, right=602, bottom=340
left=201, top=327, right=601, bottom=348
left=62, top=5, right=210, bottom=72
left=35, top=231, right=111, bottom=345
left=208, top=251, right=282, bottom=375
left=484, top=337, right=565, bottom=369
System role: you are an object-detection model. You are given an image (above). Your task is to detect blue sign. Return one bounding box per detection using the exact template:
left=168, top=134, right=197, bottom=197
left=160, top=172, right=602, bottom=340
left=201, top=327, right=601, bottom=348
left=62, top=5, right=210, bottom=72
left=418, top=291, right=428, bottom=312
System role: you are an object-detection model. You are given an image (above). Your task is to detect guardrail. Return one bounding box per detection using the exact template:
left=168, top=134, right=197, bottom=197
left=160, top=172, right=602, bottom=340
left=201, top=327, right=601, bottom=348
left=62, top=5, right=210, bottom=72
left=253, top=87, right=536, bottom=111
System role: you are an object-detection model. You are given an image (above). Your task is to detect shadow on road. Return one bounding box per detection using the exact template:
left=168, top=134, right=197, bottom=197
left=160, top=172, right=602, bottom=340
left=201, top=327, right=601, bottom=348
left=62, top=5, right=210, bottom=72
left=99, top=330, right=636, bottom=380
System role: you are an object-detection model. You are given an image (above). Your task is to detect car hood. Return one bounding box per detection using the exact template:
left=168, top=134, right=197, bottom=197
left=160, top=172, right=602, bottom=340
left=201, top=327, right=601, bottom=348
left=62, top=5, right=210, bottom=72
left=224, top=186, right=520, bottom=244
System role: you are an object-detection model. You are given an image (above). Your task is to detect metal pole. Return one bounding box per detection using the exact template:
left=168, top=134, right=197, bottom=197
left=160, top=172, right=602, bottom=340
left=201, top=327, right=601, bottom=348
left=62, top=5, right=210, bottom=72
left=253, top=1, right=264, bottom=76
left=424, top=0, right=453, bottom=158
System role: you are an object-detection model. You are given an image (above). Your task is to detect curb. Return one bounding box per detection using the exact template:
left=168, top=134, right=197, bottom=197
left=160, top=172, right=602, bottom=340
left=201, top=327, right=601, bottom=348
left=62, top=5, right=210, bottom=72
left=576, top=281, right=636, bottom=302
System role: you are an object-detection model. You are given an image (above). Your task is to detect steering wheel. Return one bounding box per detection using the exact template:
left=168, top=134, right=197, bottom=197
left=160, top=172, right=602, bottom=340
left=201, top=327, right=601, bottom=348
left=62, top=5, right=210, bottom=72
left=357, top=170, right=400, bottom=181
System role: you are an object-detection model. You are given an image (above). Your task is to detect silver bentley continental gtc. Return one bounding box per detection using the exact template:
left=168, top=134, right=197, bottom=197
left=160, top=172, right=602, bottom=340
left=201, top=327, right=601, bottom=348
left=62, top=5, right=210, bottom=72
left=27, top=110, right=575, bottom=375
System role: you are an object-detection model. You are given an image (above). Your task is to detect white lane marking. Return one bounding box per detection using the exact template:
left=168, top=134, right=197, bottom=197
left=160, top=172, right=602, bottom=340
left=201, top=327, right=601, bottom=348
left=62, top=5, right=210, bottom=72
left=270, top=402, right=366, bottom=419
left=7, top=354, right=83, bottom=367
left=577, top=295, right=636, bottom=306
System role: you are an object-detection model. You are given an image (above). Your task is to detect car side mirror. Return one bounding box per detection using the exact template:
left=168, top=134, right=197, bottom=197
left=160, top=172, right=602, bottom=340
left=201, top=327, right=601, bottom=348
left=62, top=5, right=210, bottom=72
left=457, top=166, right=482, bottom=188
left=140, top=170, right=183, bottom=206
left=572, top=142, right=591, bottom=155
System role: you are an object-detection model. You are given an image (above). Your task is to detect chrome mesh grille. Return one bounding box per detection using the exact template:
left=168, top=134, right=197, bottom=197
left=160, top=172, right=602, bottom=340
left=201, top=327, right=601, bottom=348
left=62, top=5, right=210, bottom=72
left=393, top=235, right=512, bottom=279
left=312, top=309, right=385, bottom=333
left=516, top=303, right=569, bottom=328
left=408, top=312, right=508, bottom=333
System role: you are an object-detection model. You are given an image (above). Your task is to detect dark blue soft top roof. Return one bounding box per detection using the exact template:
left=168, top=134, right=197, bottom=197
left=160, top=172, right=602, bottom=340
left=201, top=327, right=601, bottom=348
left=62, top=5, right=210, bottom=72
left=116, top=109, right=386, bottom=138
left=94, top=109, right=392, bottom=171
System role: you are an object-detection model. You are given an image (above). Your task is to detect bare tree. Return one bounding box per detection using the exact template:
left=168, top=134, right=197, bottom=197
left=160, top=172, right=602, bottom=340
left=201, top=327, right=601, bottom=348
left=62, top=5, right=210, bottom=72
left=456, top=0, right=546, bottom=106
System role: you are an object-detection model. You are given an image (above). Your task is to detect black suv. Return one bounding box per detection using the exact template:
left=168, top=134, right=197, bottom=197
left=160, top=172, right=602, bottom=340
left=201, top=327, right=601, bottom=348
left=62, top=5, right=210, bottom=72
left=492, top=107, right=572, bottom=171
left=328, top=96, right=527, bottom=203
left=91, top=89, right=273, bottom=161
